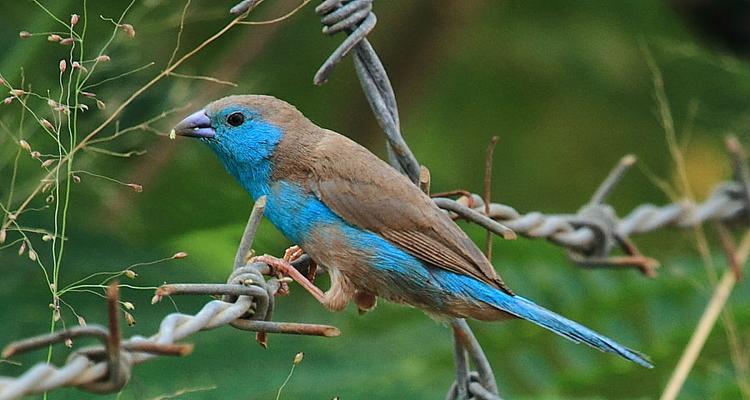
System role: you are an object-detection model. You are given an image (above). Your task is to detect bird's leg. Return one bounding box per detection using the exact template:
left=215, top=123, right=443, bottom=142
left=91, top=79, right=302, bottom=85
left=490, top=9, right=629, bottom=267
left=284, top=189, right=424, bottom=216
left=253, top=255, right=327, bottom=304
left=283, top=245, right=319, bottom=283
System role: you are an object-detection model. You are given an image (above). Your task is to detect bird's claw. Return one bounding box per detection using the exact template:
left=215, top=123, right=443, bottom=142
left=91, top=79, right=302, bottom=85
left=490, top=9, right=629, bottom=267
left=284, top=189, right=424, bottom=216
left=283, top=245, right=305, bottom=262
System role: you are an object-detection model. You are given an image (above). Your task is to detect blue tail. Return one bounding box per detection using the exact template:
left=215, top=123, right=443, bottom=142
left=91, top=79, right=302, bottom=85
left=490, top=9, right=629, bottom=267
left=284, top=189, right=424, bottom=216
left=486, top=289, right=653, bottom=368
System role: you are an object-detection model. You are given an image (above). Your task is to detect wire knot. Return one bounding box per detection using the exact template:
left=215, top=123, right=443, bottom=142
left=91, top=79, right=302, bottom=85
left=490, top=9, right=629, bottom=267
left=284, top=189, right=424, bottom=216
left=314, top=0, right=376, bottom=85
left=568, top=204, right=619, bottom=258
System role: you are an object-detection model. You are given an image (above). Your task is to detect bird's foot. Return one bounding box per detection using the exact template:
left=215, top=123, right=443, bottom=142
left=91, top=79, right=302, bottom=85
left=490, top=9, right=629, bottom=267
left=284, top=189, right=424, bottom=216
left=253, top=254, right=327, bottom=303
left=283, top=245, right=319, bottom=283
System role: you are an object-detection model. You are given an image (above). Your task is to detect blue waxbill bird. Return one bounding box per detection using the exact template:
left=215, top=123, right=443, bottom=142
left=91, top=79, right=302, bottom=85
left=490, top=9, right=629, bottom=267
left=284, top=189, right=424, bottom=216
left=173, top=95, right=652, bottom=368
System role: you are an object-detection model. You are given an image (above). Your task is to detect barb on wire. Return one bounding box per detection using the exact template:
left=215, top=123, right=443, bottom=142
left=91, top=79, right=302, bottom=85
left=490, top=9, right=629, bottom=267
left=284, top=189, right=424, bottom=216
left=313, top=0, right=421, bottom=183
left=0, top=197, right=339, bottom=400
left=433, top=145, right=750, bottom=277
left=309, top=2, right=750, bottom=397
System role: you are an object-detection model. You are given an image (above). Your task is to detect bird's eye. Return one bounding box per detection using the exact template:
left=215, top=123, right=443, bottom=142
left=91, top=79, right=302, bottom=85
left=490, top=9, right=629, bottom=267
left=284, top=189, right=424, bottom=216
left=227, top=112, right=245, bottom=127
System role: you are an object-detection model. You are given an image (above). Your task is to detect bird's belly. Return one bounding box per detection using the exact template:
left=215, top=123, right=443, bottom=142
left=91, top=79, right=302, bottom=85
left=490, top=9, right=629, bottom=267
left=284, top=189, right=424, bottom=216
left=261, top=181, right=507, bottom=320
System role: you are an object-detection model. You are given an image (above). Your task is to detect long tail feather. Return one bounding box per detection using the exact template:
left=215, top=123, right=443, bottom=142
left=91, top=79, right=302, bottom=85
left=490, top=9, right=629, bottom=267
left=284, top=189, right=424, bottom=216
left=486, top=289, right=653, bottom=368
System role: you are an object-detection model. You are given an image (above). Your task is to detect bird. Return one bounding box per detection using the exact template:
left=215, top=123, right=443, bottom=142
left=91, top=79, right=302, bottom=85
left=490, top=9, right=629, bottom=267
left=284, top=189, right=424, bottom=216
left=173, top=94, right=652, bottom=368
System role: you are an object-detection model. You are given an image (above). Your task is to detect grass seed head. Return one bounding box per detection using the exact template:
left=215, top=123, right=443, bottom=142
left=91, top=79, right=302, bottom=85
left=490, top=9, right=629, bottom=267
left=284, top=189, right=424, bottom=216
left=96, top=55, right=111, bottom=62
left=70, top=14, right=79, bottom=26
left=59, top=59, right=66, bottom=73
left=120, top=24, right=135, bottom=38
left=124, top=311, right=136, bottom=326
left=19, top=139, right=31, bottom=152
left=19, top=31, right=31, bottom=39
left=60, top=37, right=74, bottom=46
left=47, top=34, right=61, bottom=42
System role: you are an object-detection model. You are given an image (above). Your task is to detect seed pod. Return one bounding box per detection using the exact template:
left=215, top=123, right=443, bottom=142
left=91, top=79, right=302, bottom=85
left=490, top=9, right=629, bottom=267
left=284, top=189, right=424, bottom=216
left=124, top=269, right=137, bottom=279
left=10, top=89, right=25, bottom=97
left=96, top=55, right=110, bottom=62
left=71, top=61, right=88, bottom=73
left=77, top=104, right=88, bottom=111
left=46, top=194, right=54, bottom=203
left=293, top=352, right=304, bottom=365
left=30, top=151, right=41, bottom=159
left=64, top=338, right=73, bottom=348
left=126, top=183, right=143, bottom=192
left=42, top=234, right=53, bottom=241
left=18, top=241, right=26, bottom=256
left=19, top=31, right=31, bottom=39
left=0, top=229, right=6, bottom=244
left=77, top=316, right=86, bottom=326
left=41, top=159, right=55, bottom=168
left=123, top=301, right=135, bottom=310
left=3, top=97, right=13, bottom=105
left=124, top=311, right=136, bottom=326
left=19, top=139, right=31, bottom=151
left=72, top=175, right=81, bottom=183
left=28, top=249, right=37, bottom=261
left=48, top=34, right=61, bottom=42
left=60, top=37, right=74, bottom=46
left=173, top=251, right=188, bottom=259
left=70, top=14, right=79, bottom=26
left=41, top=119, right=54, bottom=130
left=47, top=99, right=58, bottom=108
left=59, top=59, right=66, bottom=73
left=120, top=24, right=135, bottom=38
left=96, top=99, right=106, bottom=110
left=81, top=91, right=96, bottom=98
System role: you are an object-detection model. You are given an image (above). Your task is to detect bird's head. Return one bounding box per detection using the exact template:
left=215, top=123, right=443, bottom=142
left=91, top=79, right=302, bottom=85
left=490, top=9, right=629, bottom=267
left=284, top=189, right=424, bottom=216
left=173, top=95, right=305, bottom=185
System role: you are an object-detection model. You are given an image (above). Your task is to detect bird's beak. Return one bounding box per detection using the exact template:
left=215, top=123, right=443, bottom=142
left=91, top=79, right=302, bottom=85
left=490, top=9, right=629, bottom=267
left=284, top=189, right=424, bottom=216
left=174, top=109, right=215, bottom=139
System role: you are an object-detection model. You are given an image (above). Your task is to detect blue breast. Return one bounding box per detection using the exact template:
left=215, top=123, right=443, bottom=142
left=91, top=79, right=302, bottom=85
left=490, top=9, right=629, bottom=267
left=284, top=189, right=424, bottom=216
left=259, top=180, right=499, bottom=308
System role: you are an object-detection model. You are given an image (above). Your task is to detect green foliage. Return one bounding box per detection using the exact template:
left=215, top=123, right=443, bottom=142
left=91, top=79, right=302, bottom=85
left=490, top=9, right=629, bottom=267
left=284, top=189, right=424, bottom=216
left=0, top=1, right=749, bottom=399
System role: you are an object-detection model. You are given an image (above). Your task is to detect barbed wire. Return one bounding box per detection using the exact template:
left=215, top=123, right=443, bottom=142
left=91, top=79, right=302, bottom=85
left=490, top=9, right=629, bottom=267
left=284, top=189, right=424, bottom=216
left=305, top=2, right=750, bottom=399
left=1, top=1, right=748, bottom=399
left=0, top=197, right=339, bottom=400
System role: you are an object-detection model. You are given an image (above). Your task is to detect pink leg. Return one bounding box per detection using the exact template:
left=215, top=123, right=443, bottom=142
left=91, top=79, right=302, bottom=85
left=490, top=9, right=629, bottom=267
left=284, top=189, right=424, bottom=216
left=254, top=255, right=327, bottom=304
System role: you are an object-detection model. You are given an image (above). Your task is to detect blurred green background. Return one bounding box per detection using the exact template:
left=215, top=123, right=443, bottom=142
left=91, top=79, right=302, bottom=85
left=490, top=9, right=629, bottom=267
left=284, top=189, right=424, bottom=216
left=1, top=0, right=749, bottom=399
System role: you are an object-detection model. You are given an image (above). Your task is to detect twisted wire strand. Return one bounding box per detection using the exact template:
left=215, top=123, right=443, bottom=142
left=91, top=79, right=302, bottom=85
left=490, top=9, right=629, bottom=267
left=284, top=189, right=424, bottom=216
left=0, top=265, right=264, bottom=400
left=0, top=196, right=338, bottom=400
left=440, top=180, right=747, bottom=255
left=315, top=0, right=421, bottom=183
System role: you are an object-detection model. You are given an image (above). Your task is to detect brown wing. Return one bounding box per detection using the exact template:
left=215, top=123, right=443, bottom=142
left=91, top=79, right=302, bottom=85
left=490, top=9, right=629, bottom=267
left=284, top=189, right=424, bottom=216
left=307, top=132, right=512, bottom=294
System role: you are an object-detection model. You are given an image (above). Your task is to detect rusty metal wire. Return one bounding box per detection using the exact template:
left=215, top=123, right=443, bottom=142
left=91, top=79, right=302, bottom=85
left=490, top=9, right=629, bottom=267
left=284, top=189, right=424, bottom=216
left=0, top=197, right=339, bottom=400
left=435, top=148, right=750, bottom=277
left=2, top=1, right=748, bottom=399
left=315, top=0, right=421, bottom=183
left=310, top=1, right=750, bottom=398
